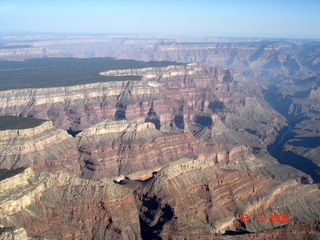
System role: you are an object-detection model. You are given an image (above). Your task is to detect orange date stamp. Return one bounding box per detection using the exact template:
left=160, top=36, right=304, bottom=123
left=239, top=213, right=289, bottom=223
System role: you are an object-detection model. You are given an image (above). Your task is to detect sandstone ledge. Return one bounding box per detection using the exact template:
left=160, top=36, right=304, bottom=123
left=99, top=63, right=201, bottom=80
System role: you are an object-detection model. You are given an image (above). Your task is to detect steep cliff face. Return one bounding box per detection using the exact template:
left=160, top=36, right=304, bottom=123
left=0, top=121, right=79, bottom=174
left=1, top=160, right=320, bottom=239
left=0, top=80, right=158, bottom=130
left=0, top=62, right=286, bottom=150
left=151, top=42, right=299, bottom=71
left=114, top=41, right=319, bottom=80
left=137, top=158, right=320, bottom=238
left=265, top=75, right=320, bottom=182
left=0, top=37, right=319, bottom=238
left=0, top=168, right=141, bottom=239
left=76, top=120, right=255, bottom=180
left=0, top=117, right=255, bottom=182
left=1, top=37, right=319, bottom=77
left=99, top=63, right=201, bottom=79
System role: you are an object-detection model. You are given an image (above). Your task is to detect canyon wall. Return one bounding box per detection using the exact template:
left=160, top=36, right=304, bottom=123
left=0, top=62, right=285, bottom=149
left=0, top=121, right=79, bottom=174
left=1, top=159, right=320, bottom=239
left=0, top=62, right=288, bottom=182
left=0, top=36, right=319, bottom=239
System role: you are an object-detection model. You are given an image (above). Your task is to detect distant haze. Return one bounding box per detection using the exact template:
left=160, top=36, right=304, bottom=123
left=0, top=0, right=319, bottom=39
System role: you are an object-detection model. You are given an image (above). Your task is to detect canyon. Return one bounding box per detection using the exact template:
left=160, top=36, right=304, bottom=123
left=0, top=35, right=319, bottom=239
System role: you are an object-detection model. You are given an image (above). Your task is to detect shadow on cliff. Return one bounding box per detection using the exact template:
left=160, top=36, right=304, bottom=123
left=145, top=107, right=161, bottom=130
left=0, top=167, right=25, bottom=181
left=138, top=195, right=174, bottom=240
left=67, top=127, right=82, bottom=137
left=263, top=85, right=320, bottom=183
left=276, top=150, right=320, bottom=183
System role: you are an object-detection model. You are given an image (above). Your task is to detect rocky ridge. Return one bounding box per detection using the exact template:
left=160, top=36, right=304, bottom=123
left=0, top=117, right=256, bottom=182
left=0, top=121, right=79, bottom=174
left=139, top=157, right=320, bottom=238
left=1, top=157, right=320, bottom=239
left=76, top=120, right=254, bottom=181
left=0, top=168, right=140, bottom=239
left=0, top=62, right=286, bottom=150
left=0, top=36, right=319, bottom=238
left=99, top=63, right=201, bottom=80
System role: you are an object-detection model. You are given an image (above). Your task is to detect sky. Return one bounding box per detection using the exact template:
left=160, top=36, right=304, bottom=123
left=0, top=0, right=320, bottom=39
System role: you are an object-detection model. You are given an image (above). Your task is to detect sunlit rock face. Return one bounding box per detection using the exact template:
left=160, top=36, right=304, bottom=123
left=0, top=38, right=319, bottom=239
left=0, top=168, right=141, bottom=240
left=1, top=160, right=320, bottom=239
left=76, top=120, right=255, bottom=181
left=0, top=62, right=286, bottom=181
left=137, top=158, right=320, bottom=238
left=0, top=62, right=285, bottom=149
left=0, top=121, right=79, bottom=174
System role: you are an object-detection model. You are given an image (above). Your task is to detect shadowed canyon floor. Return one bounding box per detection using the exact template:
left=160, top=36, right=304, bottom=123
left=0, top=36, right=320, bottom=239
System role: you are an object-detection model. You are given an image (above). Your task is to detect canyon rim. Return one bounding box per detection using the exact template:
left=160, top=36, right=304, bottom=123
left=0, top=34, right=320, bottom=240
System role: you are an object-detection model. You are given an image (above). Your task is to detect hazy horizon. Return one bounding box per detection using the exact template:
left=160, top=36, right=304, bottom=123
left=1, top=0, right=320, bottom=39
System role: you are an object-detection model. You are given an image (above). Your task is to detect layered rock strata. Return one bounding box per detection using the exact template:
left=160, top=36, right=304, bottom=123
left=0, top=121, right=79, bottom=174
left=0, top=62, right=286, bottom=150
left=0, top=117, right=255, bottom=181
left=1, top=37, right=319, bottom=76
left=77, top=120, right=253, bottom=180
left=1, top=159, right=320, bottom=239
left=0, top=168, right=140, bottom=239
left=137, top=158, right=320, bottom=238
left=99, top=63, right=201, bottom=79
left=0, top=38, right=319, bottom=238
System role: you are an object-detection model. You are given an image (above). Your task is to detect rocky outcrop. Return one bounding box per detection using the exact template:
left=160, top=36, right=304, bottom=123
left=0, top=47, right=45, bottom=60
left=0, top=36, right=319, bottom=238
left=100, top=63, right=201, bottom=79
left=0, top=120, right=79, bottom=174
left=1, top=36, right=319, bottom=76
left=0, top=80, right=159, bottom=130
left=0, top=227, right=34, bottom=240
left=0, top=168, right=45, bottom=219
left=0, top=117, right=255, bottom=181
left=265, top=75, right=320, bottom=182
left=171, top=222, right=320, bottom=239
left=1, top=159, right=320, bottom=239
left=76, top=120, right=256, bottom=180
left=137, top=158, right=320, bottom=238
left=0, top=62, right=286, bottom=151
left=0, top=168, right=141, bottom=239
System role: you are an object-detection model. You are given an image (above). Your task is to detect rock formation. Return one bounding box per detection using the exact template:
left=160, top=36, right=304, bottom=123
left=0, top=227, right=38, bottom=240
left=0, top=120, right=79, bottom=174
left=0, top=168, right=140, bottom=239
left=0, top=61, right=285, bottom=150
left=0, top=61, right=288, bottom=182
left=0, top=35, right=319, bottom=239
left=1, top=157, right=320, bottom=239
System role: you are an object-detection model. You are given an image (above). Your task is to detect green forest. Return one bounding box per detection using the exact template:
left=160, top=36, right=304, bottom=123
left=0, top=57, right=183, bottom=90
